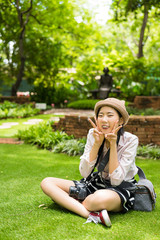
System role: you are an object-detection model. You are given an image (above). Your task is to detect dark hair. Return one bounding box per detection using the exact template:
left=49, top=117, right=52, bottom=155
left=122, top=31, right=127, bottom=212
left=96, top=106, right=124, bottom=136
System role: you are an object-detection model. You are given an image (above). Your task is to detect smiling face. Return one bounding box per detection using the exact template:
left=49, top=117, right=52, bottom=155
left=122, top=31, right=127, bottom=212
left=97, top=106, right=123, bottom=134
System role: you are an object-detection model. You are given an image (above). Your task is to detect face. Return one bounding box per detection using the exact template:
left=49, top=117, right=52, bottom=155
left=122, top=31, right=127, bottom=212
left=97, top=106, right=123, bottom=134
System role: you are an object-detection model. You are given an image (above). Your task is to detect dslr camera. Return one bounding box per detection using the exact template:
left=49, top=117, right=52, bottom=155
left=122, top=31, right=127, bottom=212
left=69, top=182, right=88, bottom=201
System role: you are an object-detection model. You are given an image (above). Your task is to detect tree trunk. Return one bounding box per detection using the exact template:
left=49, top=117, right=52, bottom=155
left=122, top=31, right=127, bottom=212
left=11, top=31, right=26, bottom=96
left=11, top=0, right=32, bottom=96
left=137, top=4, right=148, bottom=58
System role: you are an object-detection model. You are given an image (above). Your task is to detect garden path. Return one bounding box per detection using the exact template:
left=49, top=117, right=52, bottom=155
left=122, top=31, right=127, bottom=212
left=0, top=108, right=94, bottom=144
left=43, top=108, right=94, bottom=117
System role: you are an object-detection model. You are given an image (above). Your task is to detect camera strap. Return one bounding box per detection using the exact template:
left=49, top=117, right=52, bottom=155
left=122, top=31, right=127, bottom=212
left=91, top=132, right=120, bottom=174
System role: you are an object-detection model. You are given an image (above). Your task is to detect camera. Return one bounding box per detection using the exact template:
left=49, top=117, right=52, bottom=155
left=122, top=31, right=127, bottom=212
left=69, top=182, right=88, bottom=200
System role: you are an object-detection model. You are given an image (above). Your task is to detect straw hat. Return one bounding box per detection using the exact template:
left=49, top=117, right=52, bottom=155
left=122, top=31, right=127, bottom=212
left=94, top=98, right=129, bottom=125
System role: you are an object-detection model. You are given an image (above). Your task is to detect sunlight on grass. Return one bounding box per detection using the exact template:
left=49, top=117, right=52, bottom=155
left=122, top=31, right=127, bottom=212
left=0, top=144, right=160, bottom=239
left=0, top=114, right=62, bottom=138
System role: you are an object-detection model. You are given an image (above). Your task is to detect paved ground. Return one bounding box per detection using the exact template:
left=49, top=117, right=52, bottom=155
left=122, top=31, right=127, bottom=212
left=0, top=138, right=24, bottom=144
left=43, top=108, right=94, bottom=117
left=0, top=108, right=94, bottom=144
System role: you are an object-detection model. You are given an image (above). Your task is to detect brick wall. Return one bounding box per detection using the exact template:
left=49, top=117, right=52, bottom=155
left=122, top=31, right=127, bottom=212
left=0, top=96, right=31, bottom=104
left=134, top=96, right=160, bottom=109
left=53, top=115, right=160, bottom=146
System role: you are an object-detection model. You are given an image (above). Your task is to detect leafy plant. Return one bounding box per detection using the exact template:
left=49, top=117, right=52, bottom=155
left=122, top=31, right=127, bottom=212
left=127, top=106, right=160, bottom=116
left=137, top=144, right=160, bottom=160
left=0, top=101, right=18, bottom=110
left=53, top=138, right=86, bottom=156
left=15, top=121, right=73, bottom=149
left=0, top=101, right=40, bottom=119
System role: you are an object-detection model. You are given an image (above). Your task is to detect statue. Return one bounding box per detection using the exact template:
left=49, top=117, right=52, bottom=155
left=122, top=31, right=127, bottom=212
left=99, top=67, right=113, bottom=99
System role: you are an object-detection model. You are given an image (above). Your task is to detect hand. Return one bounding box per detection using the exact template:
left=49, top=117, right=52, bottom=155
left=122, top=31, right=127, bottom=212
left=105, top=120, right=122, bottom=144
left=88, top=118, right=104, bottom=146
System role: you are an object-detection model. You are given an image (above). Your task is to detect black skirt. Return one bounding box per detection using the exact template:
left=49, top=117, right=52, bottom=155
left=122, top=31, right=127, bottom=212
left=73, top=172, right=136, bottom=213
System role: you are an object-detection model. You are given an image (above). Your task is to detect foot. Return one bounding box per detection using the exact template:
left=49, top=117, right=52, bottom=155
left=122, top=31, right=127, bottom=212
left=85, top=209, right=111, bottom=227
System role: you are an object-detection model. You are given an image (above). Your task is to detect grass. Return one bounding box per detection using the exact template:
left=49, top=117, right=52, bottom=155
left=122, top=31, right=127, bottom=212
left=0, top=114, right=61, bottom=138
left=0, top=144, right=160, bottom=240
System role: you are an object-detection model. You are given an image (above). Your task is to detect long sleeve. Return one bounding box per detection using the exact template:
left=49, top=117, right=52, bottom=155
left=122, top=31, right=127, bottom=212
left=108, top=133, right=139, bottom=186
left=79, top=128, right=97, bottom=178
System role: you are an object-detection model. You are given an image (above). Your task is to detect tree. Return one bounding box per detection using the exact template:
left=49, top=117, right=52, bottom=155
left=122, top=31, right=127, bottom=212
left=11, top=0, right=33, bottom=96
left=0, top=0, right=99, bottom=98
left=111, top=0, right=160, bottom=58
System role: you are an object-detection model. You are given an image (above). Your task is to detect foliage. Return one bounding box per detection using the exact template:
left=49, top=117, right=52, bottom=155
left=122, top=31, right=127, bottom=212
left=111, top=0, right=160, bottom=58
left=105, top=55, right=160, bottom=98
left=0, top=101, right=40, bottom=119
left=1, top=0, right=160, bottom=102
left=0, top=101, right=18, bottom=110
left=67, top=99, right=160, bottom=116
left=127, top=106, right=160, bottom=116
left=0, top=0, right=105, bottom=102
left=53, top=138, right=86, bottom=156
left=15, top=119, right=160, bottom=158
left=67, top=99, right=99, bottom=110
left=137, top=144, right=160, bottom=160
left=15, top=121, right=73, bottom=149
left=53, top=138, right=160, bottom=158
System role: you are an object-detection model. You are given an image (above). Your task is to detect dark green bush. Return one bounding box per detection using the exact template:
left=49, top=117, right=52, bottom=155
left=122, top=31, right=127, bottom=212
left=67, top=99, right=99, bottom=109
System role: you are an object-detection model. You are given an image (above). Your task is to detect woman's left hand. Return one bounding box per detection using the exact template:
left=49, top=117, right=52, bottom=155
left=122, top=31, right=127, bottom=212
left=105, top=120, right=122, bottom=144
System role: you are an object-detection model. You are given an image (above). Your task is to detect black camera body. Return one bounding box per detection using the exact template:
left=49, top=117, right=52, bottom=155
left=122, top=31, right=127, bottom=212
left=69, top=182, right=88, bottom=200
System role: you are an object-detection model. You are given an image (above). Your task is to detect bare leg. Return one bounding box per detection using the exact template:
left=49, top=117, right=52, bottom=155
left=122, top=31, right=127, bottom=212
left=82, top=189, right=123, bottom=212
left=41, top=177, right=89, bottom=218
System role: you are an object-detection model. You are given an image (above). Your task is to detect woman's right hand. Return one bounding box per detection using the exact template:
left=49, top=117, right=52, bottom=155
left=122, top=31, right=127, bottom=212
left=88, top=118, right=104, bottom=146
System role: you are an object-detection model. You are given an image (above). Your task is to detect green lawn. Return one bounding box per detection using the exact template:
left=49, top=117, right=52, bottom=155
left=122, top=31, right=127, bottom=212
left=0, top=114, right=61, bottom=138
left=0, top=144, right=160, bottom=240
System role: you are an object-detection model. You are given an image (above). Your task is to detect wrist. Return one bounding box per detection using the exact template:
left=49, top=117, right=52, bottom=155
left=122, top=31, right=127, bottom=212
left=109, top=140, right=117, bottom=147
left=93, top=142, right=101, bottom=148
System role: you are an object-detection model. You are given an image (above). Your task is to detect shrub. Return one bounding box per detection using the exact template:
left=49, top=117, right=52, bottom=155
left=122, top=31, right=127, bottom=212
left=127, top=106, right=160, bottom=116
left=67, top=99, right=99, bottom=110
left=0, top=101, right=40, bottom=119
left=137, top=144, right=160, bottom=160
left=15, top=121, right=73, bottom=149
left=0, top=101, right=18, bottom=110
left=53, top=138, right=86, bottom=156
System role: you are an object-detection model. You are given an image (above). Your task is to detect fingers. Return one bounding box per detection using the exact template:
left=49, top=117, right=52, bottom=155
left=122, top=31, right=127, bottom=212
left=88, top=117, right=102, bottom=134
left=114, top=125, right=122, bottom=133
left=94, top=128, right=103, bottom=135
left=111, top=120, right=118, bottom=133
left=88, top=118, right=97, bottom=128
left=111, top=120, right=122, bottom=134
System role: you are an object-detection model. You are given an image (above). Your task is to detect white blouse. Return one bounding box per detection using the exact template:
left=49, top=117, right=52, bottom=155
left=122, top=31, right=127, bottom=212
left=79, top=128, right=139, bottom=186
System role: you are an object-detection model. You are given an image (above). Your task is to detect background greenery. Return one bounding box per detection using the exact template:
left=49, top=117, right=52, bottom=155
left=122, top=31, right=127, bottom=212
left=14, top=121, right=160, bottom=159
left=67, top=100, right=160, bottom=116
left=1, top=0, right=160, bottom=105
left=0, top=144, right=160, bottom=240
left=0, top=101, right=40, bottom=119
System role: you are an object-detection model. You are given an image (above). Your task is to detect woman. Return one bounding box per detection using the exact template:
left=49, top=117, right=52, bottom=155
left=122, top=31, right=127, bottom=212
left=41, top=98, right=138, bottom=227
